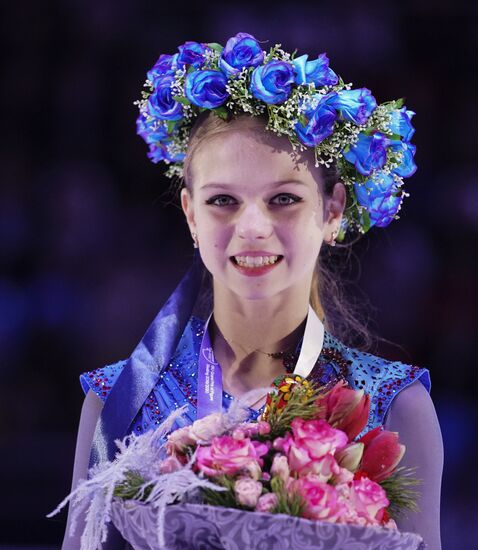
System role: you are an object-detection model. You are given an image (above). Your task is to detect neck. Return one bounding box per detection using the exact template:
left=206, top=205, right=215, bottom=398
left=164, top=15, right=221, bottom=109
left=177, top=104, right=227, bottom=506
left=210, top=282, right=310, bottom=386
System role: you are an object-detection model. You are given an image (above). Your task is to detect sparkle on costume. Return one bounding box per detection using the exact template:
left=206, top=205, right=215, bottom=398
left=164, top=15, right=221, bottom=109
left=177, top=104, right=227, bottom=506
left=80, top=316, right=430, bottom=441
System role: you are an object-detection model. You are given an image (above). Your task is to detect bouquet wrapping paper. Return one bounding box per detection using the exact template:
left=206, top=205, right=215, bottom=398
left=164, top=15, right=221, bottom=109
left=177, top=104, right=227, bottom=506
left=111, top=500, right=425, bottom=550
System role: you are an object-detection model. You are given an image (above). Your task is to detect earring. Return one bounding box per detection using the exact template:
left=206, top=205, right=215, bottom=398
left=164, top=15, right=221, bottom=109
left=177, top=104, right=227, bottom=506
left=191, top=232, right=199, bottom=249
left=329, top=230, right=338, bottom=247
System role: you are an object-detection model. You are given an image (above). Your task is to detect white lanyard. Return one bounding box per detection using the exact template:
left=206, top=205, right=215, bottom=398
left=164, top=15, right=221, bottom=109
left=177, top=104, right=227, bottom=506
left=197, top=305, right=324, bottom=417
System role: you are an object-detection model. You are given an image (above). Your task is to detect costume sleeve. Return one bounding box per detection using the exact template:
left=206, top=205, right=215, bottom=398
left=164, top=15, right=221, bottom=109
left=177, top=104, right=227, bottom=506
left=384, top=379, right=443, bottom=550
left=79, top=360, right=128, bottom=402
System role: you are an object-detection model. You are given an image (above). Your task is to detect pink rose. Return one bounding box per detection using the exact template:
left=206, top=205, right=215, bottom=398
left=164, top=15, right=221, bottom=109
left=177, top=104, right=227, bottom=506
left=257, top=421, right=271, bottom=435
left=232, top=421, right=271, bottom=440
left=159, top=455, right=183, bottom=474
left=349, top=477, right=389, bottom=523
left=234, top=476, right=263, bottom=508
left=255, top=492, right=278, bottom=513
left=335, top=483, right=364, bottom=526
left=232, top=427, right=246, bottom=440
left=195, top=435, right=269, bottom=478
left=288, top=446, right=340, bottom=481
left=190, top=413, right=227, bottom=443
left=270, top=454, right=290, bottom=482
left=331, top=465, right=354, bottom=485
left=291, top=418, right=348, bottom=459
left=272, top=432, right=293, bottom=454
left=292, top=475, right=345, bottom=522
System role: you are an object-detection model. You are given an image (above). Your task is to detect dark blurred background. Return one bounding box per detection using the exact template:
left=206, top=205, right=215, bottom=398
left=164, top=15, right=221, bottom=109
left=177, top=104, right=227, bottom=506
left=1, top=1, right=477, bottom=548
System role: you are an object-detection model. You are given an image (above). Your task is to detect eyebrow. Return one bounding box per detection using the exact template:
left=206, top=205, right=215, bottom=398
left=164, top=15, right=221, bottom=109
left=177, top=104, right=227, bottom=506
left=199, top=179, right=307, bottom=191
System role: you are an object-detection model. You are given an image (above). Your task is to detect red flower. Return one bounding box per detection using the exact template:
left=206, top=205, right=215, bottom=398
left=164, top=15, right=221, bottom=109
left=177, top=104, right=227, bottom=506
left=358, top=426, right=405, bottom=482
left=316, top=381, right=370, bottom=440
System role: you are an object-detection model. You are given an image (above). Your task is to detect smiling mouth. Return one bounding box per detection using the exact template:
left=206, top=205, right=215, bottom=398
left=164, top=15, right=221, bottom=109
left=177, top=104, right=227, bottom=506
left=231, top=255, right=283, bottom=268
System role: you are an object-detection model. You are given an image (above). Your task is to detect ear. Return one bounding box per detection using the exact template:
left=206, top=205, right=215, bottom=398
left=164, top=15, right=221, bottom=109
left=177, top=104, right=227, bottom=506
left=324, top=182, right=346, bottom=240
left=180, top=187, right=196, bottom=235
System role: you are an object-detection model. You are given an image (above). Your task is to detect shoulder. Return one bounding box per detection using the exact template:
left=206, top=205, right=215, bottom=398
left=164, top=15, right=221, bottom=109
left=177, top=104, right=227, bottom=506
left=385, top=378, right=437, bottom=428
left=323, top=330, right=431, bottom=392
left=321, top=332, right=431, bottom=433
left=384, top=379, right=443, bottom=462
left=79, top=359, right=128, bottom=403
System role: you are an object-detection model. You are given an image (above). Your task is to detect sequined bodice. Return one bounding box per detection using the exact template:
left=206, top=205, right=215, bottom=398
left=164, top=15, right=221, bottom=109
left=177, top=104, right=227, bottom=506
left=81, top=316, right=430, bottom=440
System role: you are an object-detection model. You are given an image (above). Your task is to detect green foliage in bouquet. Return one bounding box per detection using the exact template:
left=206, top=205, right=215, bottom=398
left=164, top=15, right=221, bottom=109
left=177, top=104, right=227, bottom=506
left=113, top=470, right=153, bottom=501
left=380, top=466, right=421, bottom=518
left=262, top=375, right=326, bottom=438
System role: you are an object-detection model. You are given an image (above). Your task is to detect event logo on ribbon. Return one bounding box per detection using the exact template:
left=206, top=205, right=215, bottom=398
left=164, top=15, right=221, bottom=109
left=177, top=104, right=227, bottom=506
left=198, top=339, right=223, bottom=417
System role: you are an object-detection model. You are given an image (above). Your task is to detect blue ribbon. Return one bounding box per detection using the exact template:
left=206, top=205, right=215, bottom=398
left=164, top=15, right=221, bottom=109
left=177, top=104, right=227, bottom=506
left=89, top=250, right=205, bottom=467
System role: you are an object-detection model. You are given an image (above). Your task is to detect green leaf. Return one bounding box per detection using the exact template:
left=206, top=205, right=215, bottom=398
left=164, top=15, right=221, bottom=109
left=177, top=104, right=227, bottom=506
left=380, top=466, right=421, bottom=518
left=213, top=106, right=230, bottom=121
left=395, top=97, right=405, bottom=108
left=172, top=95, right=191, bottom=106
left=113, top=470, right=154, bottom=501
left=361, top=210, right=371, bottom=233
left=270, top=476, right=282, bottom=494
left=166, top=120, right=177, bottom=133
left=298, top=114, right=308, bottom=126
left=207, top=42, right=224, bottom=53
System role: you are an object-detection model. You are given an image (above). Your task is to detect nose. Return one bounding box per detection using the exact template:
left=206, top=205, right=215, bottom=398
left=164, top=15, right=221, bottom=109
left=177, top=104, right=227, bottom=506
left=235, top=201, right=273, bottom=240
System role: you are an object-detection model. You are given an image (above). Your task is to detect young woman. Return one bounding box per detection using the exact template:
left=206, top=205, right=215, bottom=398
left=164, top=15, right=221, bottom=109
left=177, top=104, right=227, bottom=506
left=62, top=33, right=443, bottom=549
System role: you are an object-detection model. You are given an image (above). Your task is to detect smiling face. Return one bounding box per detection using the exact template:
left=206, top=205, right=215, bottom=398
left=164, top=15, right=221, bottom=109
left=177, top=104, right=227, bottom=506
left=181, top=117, right=345, bottom=304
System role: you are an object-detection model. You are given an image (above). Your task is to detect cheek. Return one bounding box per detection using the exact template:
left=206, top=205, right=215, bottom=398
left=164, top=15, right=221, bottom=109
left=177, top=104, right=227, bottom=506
left=284, top=209, right=324, bottom=257
left=195, top=213, right=234, bottom=259
left=283, top=209, right=324, bottom=249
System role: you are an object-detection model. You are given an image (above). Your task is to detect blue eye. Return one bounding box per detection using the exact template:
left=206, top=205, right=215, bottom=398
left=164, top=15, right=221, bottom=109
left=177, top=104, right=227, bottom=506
left=205, top=195, right=237, bottom=207
left=270, top=193, right=303, bottom=206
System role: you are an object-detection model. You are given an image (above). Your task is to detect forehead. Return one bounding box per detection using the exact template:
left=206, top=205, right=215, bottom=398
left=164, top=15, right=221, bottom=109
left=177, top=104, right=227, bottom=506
left=191, top=129, right=321, bottom=190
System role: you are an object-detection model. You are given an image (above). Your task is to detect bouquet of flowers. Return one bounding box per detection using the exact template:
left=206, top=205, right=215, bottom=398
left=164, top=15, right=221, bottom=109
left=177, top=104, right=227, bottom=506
left=52, top=376, right=424, bottom=550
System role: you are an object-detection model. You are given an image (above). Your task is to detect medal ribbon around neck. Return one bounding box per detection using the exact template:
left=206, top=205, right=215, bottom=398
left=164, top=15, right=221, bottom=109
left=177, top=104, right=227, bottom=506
left=197, top=305, right=325, bottom=418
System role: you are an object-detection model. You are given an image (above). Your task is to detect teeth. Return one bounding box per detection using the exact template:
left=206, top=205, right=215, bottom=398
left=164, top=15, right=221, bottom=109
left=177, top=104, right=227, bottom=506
left=234, top=255, right=280, bottom=268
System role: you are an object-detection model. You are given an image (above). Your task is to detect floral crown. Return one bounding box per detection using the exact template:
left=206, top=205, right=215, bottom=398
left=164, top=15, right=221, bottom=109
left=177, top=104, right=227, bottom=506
left=135, top=32, right=417, bottom=238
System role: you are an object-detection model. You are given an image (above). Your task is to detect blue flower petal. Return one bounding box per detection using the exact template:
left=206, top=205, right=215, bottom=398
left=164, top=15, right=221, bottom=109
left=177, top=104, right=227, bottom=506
left=184, top=70, right=229, bottom=109
left=344, top=133, right=389, bottom=176
left=250, top=61, right=295, bottom=104
left=326, top=89, right=377, bottom=125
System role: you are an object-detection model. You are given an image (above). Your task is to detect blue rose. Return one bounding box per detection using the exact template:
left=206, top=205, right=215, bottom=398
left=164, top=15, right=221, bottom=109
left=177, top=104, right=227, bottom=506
left=250, top=61, right=295, bottom=104
left=136, top=114, right=171, bottom=145
left=389, top=140, right=417, bottom=178
left=147, top=53, right=182, bottom=84
left=178, top=41, right=209, bottom=68
left=219, top=32, right=264, bottom=77
left=147, top=143, right=185, bottom=164
left=354, top=175, right=401, bottom=228
left=184, top=70, right=229, bottom=109
left=293, top=53, right=338, bottom=87
left=147, top=74, right=183, bottom=121
left=147, top=143, right=169, bottom=164
left=389, top=107, right=415, bottom=141
left=325, top=88, right=377, bottom=125
left=343, top=132, right=389, bottom=176
left=295, top=95, right=337, bottom=146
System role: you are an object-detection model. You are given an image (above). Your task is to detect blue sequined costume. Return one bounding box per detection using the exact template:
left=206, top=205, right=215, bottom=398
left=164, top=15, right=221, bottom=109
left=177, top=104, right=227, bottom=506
left=81, top=315, right=430, bottom=441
